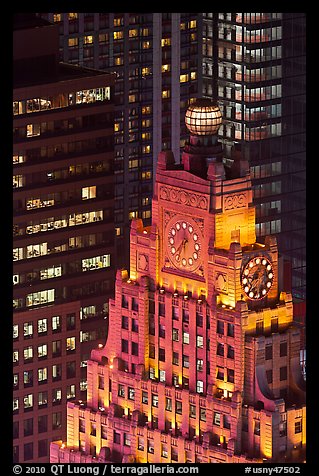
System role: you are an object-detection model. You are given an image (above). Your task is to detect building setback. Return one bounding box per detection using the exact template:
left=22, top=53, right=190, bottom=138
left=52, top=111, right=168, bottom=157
left=13, top=14, right=115, bottom=462
left=50, top=100, right=306, bottom=464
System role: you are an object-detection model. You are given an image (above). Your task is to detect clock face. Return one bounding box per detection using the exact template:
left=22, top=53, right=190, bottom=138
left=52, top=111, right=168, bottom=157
left=241, top=256, right=274, bottom=300
left=166, top=218, right=202, bottom=271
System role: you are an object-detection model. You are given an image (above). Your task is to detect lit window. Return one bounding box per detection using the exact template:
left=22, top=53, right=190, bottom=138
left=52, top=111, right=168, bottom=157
left=142, top=105, right=152, bottom=114
left=196, top=335, right=204, bottom=348
left=115, top=56, right=124, bottom=66
left=162, top=64, right=170, bottom=73
left=66, top=337, right=76, bottom=352
left=23, top=346, right=33, bottom=361
left=66, top=384, right=76, bottom=399
left=26, top=124, right=40, bottom=137
left=159, top=370, right=166, bottom=382
left=82, top=186, right=96, bottom=200
left=84, top=35, right=93, bottom=44
left=53, top=14, right=62, bottom=22
left=183, top=332, right=190, bottom=344
left=26, top=289, right=54, bottom=307
left=23, top=394, right=33, bottom=409
left=141, top=67, right=151, bottom=76
left=129, top=211, right=138, bottom=220
left=82, top=254, right=110, bottom=271
left=13, top=398, right=19, bottom=412
left=142, top=41, right=150, bottom=49
left=23, top=322, right=33, bottom=339
left=128, top=94, right=136, bottom=103
left=38, top=368, right=47, bottom=383
left=161, top=38, right=171, bottom=47
left=129, top=29, right=138, bottom=37
left=68, top=13, right=78, bottom=20
left=162, top=89, right=170, bottom=99
left=13, top=325, right=19, bottom=340
left=37, top=344, right=47, bottom=359
left=124, top=433, right=131, bottom=446
left=196, top=380, right=204, bottom=393
left=141, top=171, right=152, bottom=180
left=113, top=31, right=124, bottom=40
left=13, top=350, right=19, bottom=364
left=214, top=412, right=221, bottom=426
left=68, top=38, right=78, bottom=47
left=189, top=20, right=197, bottom=28
left=180, top=74, right=189, bottom=83
left=52, top=316, right=61, bottom=332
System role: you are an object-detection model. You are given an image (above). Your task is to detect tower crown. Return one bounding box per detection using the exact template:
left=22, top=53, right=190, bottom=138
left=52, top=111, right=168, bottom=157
left=185, top=98, right=222, bottom=136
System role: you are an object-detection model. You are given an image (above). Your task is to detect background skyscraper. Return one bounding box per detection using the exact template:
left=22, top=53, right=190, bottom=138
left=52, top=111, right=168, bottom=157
left=13, top=14, right=115, bottom=462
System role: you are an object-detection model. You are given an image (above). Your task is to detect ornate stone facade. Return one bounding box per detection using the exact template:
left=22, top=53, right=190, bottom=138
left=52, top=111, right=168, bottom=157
left=50, top=100, right=306, bottom=464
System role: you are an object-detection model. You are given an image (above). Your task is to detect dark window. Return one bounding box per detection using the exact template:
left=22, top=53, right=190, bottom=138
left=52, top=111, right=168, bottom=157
left=196, top=313, right=203, bottom=327
left=122, top=295, right=128, bottom=309
left=159, top=302, right=165, bottom=317
left=132, top=342, right=138, bottom=356
left=256, top=320, right=264, bottom=335
left=66, top=361, right=76, bottom=378
left=173, top=352, right=179, bottom=365
left=52, top=340, right=61, bottom=357
left=149, top=315, right=155, bottom=335
left=227, top=323, right=234, bottom=337
left=182, top=309, right=189, bottom=323
left=159, top=324, right=165, bottom=338
left=132, top=318, right=138, bottom=332
left=149, top=299, right=155, bottom=314
left=227, top=368, right=234, bottom=383
left=271, top=317, right=279, bottom=332
left=266, top=369, right=273, bottom=384
left=172, top=306, right=179, bottom=320
left=121, top=339, right=129, bottom=353
left=121, top=316, right=129, bottom=329
left=98, top=375, right=104, bottom=389
left=280, top=366, right=287, bottom=381
left=24, top=442, right=33, bottom=461
left=13, top=421, right=19, bottom=439
left=38, top=439, right=48, bottom=457
left=52, top=412, right=62, bottom=430
left=149, top=344, right=155, bottom=359
left=227, top=345, right=234, bottom=359
left=265, top=344, right=273, bottom=360
left=176, top=400, right=182, bottom=414
left=217, top=320, right=224, bottom=335
left=132, top=297, right=138, bottom=311
left=183, top=355, right=189, bottom=368
left=159, top=348, right=165, bottom=362
left=114, top=431, right=121, bottom=444
left=223, top=414, right=231, bottom=429
left=295, top=420, right=302, bottom=434
left=38, top=415, right=48, bottom=433
left=280, top=341, right=287, bottom=357
left=66, top=313, right=76, bottom=330
left=217, top=342, right=224, bottom=356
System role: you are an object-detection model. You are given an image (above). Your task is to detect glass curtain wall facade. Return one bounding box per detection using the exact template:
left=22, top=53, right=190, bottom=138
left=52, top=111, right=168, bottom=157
left=39, top=12, right=200, bottom=268
left=202, top=12, right=306, bottom=300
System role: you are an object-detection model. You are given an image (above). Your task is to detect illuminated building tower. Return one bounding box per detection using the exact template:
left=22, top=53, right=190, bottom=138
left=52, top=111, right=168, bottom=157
left=37, top=12, right=200, bottom=268
left=50, top=99, right=306, bottom=464
left=13, top=14, right=115, bottom=462
left=201, top=13, right=306, bottom=301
